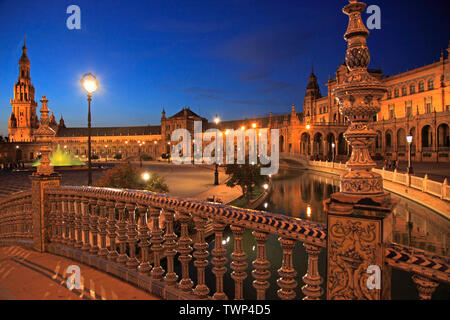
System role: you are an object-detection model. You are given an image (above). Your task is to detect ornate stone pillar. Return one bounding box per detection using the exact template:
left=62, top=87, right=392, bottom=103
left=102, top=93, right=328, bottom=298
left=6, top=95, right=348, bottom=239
left=323, top=0, right=397, bottom=300
left=30, top=96, right=60, bottom=252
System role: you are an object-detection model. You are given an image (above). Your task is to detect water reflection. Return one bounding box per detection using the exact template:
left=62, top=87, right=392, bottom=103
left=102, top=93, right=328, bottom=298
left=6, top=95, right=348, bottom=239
left=260, top=169, right=450, bottom=257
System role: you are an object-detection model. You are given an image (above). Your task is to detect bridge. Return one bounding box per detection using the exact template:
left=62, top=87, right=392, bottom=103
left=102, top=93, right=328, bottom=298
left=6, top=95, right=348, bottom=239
left=0, top=175, right=449, bottom=300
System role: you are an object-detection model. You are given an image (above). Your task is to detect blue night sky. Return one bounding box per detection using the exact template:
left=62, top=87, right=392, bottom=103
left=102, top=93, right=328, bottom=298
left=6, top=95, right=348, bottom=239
left=0, top=0, right=449, bottom=136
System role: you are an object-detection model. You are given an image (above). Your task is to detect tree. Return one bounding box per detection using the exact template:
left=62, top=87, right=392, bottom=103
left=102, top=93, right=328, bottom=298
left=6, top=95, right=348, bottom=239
left=95, top=162, right=169, bottom=193
left=225, top=162, right=268, bottom=203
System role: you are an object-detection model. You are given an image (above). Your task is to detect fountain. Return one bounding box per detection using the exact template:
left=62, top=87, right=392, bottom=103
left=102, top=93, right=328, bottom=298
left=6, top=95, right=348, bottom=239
left=33, top=144, right=85, bottom=168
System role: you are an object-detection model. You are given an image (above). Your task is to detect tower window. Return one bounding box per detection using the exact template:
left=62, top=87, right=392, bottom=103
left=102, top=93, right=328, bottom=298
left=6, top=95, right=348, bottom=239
left=401, top=86, right=407, bottom=96
left=428, top=78, right=434, bottom=90
left=410, top=83, right=415, bottom=94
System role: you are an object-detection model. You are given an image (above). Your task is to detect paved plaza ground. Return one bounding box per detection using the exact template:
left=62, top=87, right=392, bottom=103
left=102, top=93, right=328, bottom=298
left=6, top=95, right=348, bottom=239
left=0, top=246, right=159, bottom=300
left=0, top=161, right=237, bottom=201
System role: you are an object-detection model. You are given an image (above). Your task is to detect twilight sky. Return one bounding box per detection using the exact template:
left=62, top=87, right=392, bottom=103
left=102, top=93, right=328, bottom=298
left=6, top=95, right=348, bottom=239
left=0, top=0, right=449, bottom=136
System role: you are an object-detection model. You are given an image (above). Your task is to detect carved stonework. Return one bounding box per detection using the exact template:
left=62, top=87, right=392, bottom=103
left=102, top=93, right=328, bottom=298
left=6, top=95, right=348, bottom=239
left=327, top=215, right=391, bottom=300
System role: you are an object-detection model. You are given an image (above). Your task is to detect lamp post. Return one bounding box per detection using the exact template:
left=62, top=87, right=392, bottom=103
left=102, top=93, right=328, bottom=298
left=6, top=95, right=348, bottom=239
left=167, top=141, right=171, bottom=163
left=214, top=115, right=220, bottom=185
left=406, top=135, right=413, bottom=174
left=81, top=73, right=98, bottom=186
left=331, top=142, right=336, bottom=168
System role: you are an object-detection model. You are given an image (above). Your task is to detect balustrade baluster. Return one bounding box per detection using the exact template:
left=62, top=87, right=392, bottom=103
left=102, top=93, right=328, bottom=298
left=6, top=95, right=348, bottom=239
left=67, top=195, right=76, bottom=246
left=89, top=198, right=99, bottom=254
left=49, top=195, right=57, bottom=243
left=56, top=194, right=64, bottom=243
left=106, top=200, right=118, bottom=261
left=277, top=237, right=297, bottom=300
left=163, top=208, right=178, bottom=286
left=177, top=210, right=194, bottom=292
left=115, top=202, right=128, bottom=264
left=74, top=196, right=83, bottom=248
left=252, top=231, right=270, bottom=300
left=412, top=274, right=439, bottom=300
left=97, top=199, right=108, bottom=256
left=212, top=220, right=228, bottom=300
left=137, top=205, right=151, bottom=274
left=81, top=197, right=91, bottom=251
left=126, top=203, right=139, bottom=270
left=150, top=207, right=165, bottom=280
left=193, top=215, right=210, bottom=299
left=62, top=195, right=70, bottom=244
left=230, top=225, right=247, bottom=300
left=302, top=243, right=323, bottom=300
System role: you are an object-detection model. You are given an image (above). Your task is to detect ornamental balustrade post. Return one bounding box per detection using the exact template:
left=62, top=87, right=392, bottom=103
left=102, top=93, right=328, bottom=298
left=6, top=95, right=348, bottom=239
left=212, top=219, right=228, bottom=300
left=137, top=205, right=151, bottom=274
left=163, top=208, right=178, bottom=286
left=115, top=201, right=128, bottom=264
left=324, top=0, right=396, bottom=300
left=125, top=203, right=139, bottom=270
left=106, top=200, right=118, bottom=261
left=89, top=198, right=99, bottom=254
left=150, top=207, right=165, bottom=280
left=177, top=209, right=194, bottom=292
left=74, top=195, right=83, bottom=249
left=252, top=231, right=270, bottom=300
left=302, top=243, right=323, bottom=300
left=230, top=225, right=247, bottom=300
left=81, top=197, right=91, bottom=251
left=97, top=199, right=108, bottom=256
left=193, top=214, right=210, bottom=299
left=30, top=96, right=62, bottom=252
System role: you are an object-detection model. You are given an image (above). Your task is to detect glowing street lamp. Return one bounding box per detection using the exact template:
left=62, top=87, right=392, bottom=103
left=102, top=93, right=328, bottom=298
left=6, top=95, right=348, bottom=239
left=252, top=123, right=257, bottom=129
left=331, top=142, right=336, bottom=167
left=406, top=135, right=413, bottom=174
left=214, top=115, right=220, bottom=185
left=81, top=72, right=98, bottom=186
left=142, top=172, right=150, bottom=182
left=306, top=124, right=311, bottom=130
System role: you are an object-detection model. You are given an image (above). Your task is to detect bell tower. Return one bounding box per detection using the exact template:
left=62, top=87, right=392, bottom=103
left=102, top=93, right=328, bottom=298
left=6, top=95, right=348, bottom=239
left=9, top=38, right=39, bottom=142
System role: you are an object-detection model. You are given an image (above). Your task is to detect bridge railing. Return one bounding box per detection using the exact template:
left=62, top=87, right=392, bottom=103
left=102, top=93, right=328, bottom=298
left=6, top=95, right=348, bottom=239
left=44, top=185, right=327, bottom=300
left=0, top=184, right=449, bottom=299
left=0, top=190, right=33, bottom=248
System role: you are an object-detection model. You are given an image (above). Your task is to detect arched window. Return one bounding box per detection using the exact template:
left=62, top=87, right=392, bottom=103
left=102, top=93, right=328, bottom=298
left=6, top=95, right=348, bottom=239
left=418, top=81, right=424, bottom=92
left=394, top=88, right=399, bottom=98
left=402, top=86, right=407, bottom=96
left=428, top=78, right=434, bottom=90
left=387, top=91, right=392, bottom=99
left=410, top=83, right=416, bottom=94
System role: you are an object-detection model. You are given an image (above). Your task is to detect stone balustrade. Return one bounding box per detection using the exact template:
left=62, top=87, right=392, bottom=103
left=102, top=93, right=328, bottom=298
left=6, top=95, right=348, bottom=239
left=309, top=160, right=450, bottom=201
left=0, top=185, right=449, bottom=300
left=0, top=191, right=33, bottom=248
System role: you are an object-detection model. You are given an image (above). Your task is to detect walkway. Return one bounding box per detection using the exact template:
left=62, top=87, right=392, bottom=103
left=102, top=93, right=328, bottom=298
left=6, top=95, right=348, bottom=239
left=0, top=246, right=159, bottom=300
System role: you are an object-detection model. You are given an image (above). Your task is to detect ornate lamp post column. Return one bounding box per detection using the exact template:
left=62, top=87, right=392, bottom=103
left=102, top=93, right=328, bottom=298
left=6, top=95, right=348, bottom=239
left=324, top=0, right=397, bottom=300
left=407, top=135, right=413, bottom=174
left=213, top=115, right=221, bottom=185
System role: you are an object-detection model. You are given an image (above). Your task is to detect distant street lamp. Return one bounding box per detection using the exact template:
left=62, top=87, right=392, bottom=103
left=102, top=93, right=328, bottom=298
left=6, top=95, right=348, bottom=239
left=406, top=135, right=413, bottom=174
left=214, top=115, right=220, bottom=185
left=142, top=172, right=150, bottom=182
left=332, top=142, right=336, bottom=168
left=81, top=72, right=98, bottom=186
left=167, top=141, right=171, bottom=163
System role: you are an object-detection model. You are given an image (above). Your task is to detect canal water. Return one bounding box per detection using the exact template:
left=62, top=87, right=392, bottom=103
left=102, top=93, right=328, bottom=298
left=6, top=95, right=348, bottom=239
left=193, top=169, right=450, bottom=300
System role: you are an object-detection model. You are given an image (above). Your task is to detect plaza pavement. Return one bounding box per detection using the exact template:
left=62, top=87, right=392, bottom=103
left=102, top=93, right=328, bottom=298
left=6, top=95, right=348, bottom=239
left=0, top=246, right=159, bottom=300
